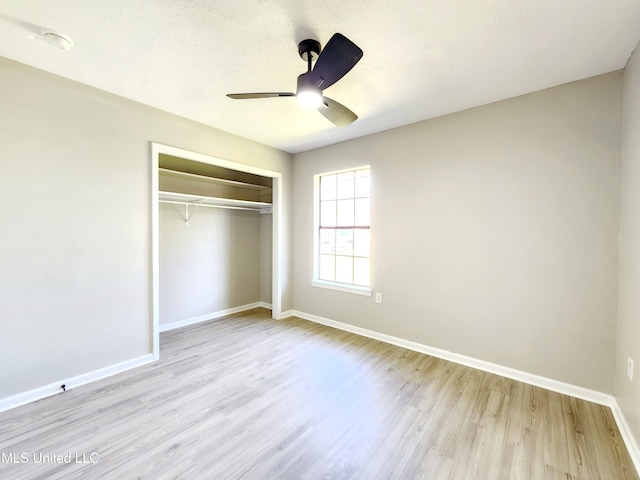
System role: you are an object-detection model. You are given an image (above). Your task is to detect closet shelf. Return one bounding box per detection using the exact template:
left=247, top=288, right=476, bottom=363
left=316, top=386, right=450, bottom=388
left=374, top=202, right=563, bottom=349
left=159, top=168, right=272, bottom=192
left=159, top=191, right=272, bottom=214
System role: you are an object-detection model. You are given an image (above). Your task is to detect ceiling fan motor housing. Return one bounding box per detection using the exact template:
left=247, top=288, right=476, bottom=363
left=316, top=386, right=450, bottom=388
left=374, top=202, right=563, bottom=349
left=297, top=72, right=319, bottom=91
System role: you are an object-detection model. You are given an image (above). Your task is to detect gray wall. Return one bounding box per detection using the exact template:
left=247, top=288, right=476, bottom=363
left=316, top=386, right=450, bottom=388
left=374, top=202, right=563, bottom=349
left=159, top=205, right=263, bottom=325
left=0, top=57, right=292, bottom=399
left=0, top=49, right=630, bottom=417
left=293, top=72, right=622, bottom=393
left=616, top=41, right=640, bottom=448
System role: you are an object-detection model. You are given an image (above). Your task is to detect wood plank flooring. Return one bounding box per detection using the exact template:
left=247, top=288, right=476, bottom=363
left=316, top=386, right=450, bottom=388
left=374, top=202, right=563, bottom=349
left=0, top=308, right=637, bottom=479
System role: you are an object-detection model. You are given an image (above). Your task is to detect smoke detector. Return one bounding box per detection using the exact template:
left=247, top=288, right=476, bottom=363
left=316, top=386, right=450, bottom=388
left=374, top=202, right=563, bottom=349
left=42, top=31, right=74, bottom=50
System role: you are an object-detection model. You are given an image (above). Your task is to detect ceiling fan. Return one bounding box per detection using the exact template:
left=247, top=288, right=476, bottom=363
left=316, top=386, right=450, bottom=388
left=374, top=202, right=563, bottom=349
left=227, top=33, right=363, bottom=127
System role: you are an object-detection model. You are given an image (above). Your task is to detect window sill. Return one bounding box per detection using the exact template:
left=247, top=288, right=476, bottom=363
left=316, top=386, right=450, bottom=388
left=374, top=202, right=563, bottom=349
left=312, top=281, right=372, bottom=297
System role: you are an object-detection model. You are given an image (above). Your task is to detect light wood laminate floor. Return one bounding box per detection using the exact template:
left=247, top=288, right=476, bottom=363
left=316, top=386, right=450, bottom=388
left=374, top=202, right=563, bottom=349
left=0, top=308, right=637, bottom=479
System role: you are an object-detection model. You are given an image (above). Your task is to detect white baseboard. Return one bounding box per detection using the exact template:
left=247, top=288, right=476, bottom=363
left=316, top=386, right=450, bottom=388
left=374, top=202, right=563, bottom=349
left=610, top=398, right=640, bottom=474
left=0, top=304, right=274, bottom=414
left=160, top=302, right=270, bottom=332
left=0, top=353, right=155, bottom=414
left=292, top=310, right=610, bottom=404
left=291, top=309, right=640, bottom=475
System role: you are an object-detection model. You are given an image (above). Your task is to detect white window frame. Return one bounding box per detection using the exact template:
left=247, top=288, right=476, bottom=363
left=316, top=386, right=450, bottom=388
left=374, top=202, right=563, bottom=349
left=312, top=166, right=372, bottom=296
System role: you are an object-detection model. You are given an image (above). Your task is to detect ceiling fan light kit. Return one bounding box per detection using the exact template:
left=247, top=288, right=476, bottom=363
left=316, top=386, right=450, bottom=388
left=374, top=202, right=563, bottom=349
left=227, top=33, right=363, bottom=127
left=296, top=72, right=323, bottom=108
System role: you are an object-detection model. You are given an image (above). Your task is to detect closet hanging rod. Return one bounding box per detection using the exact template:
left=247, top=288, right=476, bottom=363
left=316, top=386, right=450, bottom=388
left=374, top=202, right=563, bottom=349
left=159, top=199, right=262, bottom=213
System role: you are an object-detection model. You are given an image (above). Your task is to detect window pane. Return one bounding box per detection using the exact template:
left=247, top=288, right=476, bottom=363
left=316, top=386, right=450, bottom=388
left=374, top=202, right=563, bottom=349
left=336, top=199, right=354, bottom=227
left=337, top=171, right=355, bottom=199
left=355, top=169, right=370, bottom=198
left=316, top=167, right=370, bottom=289
left=320, top=200, right=336, bottom=227
left=353, top=229, right=370, bottom=257
left=354, top=198, right=369, bottom=226
left=336, top=229, right=353, bottom=256
left=320, top=174, right=337, bottom=200
left=319, top=229, right=336, bottom=254
left=335, top=256, right=353, bottom=284
left=354, top=258, right=370, bottom=286
left=319, top=254, right=335, bottom=281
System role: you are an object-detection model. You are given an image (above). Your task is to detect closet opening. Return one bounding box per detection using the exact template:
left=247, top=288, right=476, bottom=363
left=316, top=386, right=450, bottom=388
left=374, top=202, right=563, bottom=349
left=150, top=143, right=283, bottom=359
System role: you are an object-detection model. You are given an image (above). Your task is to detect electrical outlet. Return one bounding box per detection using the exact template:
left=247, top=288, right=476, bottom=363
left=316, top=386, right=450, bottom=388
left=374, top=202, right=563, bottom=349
left=375, top=292, right=382, bottom=304
left=628, top=357, right=634, bottom=381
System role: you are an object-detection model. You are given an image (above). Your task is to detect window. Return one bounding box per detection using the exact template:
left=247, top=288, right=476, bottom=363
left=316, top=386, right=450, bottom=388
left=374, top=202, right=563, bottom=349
left=313, top=166, right=371, bottom=295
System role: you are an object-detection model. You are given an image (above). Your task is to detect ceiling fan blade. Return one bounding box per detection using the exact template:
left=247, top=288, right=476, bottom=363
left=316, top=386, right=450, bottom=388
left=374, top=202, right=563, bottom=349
left=317, top=97, right=358, bottom=127
left=227, top=92, right=295, bottom=99
left=310, top=33, right=363, bottom=90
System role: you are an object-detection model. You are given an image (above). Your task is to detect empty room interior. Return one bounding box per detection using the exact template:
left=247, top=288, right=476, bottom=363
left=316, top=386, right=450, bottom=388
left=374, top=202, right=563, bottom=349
left=2, top=1, right=640, bottom=479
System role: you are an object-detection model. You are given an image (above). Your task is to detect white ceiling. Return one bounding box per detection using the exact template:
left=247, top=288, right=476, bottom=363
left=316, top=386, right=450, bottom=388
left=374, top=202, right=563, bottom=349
left=1, top=1, right=639, bottom=154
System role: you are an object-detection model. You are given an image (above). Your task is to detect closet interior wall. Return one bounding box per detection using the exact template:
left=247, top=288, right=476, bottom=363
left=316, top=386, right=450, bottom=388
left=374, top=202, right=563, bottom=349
left=158, top=155, right=273, bottom=327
